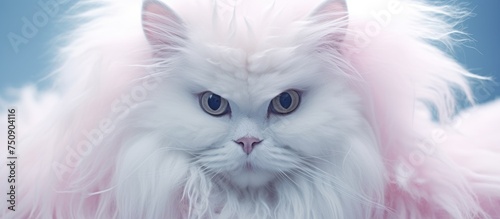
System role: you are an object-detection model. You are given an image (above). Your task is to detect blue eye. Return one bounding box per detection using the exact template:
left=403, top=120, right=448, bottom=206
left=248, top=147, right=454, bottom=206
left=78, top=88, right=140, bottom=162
left=269, top=90, right=300, bottom=115
left=200, top=91, right=230, bottom=116
left=279, top=92, right=292, bottom=109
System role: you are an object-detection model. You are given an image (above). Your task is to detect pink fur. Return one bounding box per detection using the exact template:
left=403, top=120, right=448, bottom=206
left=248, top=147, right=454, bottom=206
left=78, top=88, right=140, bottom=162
left=1, top=0, right=499, bottom=218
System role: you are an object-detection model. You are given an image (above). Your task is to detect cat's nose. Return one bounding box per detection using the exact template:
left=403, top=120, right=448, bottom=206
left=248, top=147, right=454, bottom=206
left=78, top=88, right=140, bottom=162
left=234, top=137, right=262, bottom=155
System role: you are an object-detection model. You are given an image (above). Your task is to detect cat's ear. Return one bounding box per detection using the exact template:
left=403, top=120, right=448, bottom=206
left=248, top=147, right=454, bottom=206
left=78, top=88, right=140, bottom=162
left=142, top=0, right=185, bottom=51
left=310, top=0, right=348, bottom=43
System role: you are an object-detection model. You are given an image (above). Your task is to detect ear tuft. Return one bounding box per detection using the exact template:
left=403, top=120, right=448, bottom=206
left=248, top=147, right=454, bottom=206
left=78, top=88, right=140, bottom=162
left=142, top=1, right=185, bottom=49
left=310, top=0, right=348, bottom=43
left=312, top=0, right=347, bottom=18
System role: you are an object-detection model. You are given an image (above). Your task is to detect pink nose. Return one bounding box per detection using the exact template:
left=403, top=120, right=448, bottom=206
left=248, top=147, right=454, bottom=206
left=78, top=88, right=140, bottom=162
left=234, top=137, right=262, bottom=154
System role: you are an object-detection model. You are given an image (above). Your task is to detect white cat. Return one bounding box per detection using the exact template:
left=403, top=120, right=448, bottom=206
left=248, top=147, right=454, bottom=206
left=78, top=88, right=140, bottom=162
left=1, top=0, right=500, bottom=218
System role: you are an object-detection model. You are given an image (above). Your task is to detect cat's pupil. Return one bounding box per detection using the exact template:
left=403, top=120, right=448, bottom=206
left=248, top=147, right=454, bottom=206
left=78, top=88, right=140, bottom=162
left=279, top=92, right=292, bottom=109
left=208, top=94, right=222, bottom=110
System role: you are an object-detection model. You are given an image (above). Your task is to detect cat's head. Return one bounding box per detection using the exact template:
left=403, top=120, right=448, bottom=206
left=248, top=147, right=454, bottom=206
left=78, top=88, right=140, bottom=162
left=140, top=0, right=382, bottom=190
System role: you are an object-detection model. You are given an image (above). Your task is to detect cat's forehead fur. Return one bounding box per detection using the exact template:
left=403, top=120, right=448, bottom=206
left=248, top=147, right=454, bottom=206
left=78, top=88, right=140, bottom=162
left=166, top=0, right=337, bottom=106
left=180, top=43, right=326, bottom=112
left=169, top=0, right=323, bottom=49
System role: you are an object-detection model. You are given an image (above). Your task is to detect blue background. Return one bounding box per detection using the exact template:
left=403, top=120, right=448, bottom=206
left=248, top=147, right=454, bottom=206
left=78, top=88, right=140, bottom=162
left=1, top=1, right=499, bottom=103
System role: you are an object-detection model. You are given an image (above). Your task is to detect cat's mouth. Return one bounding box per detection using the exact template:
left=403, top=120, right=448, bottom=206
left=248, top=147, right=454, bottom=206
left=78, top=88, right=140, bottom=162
left=244, top=161, right=254, bottom=171
left=196, top=143, right=299, bottom=188
left=223, top=155, right=283, bottom=188
left=226, top=167, right=276, bottom=188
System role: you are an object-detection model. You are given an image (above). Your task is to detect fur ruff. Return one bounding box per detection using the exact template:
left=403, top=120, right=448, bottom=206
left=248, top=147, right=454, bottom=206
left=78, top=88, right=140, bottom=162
left=1, top=0, right=499, bottom=218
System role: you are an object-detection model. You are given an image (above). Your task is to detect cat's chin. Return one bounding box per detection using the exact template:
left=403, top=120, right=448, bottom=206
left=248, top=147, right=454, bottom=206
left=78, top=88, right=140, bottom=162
left=227, top=168, right=276, bottom=188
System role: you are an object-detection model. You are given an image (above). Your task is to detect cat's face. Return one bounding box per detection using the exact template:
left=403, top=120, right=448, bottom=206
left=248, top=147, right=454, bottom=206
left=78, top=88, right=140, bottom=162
left=142, top=1, right=362, bottom=189
left=146, top=47, right=361, bottom=189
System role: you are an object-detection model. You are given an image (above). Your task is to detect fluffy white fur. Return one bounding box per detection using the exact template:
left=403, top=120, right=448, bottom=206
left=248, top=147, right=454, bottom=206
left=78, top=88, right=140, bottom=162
left=1, top=0, right=499, bottom=218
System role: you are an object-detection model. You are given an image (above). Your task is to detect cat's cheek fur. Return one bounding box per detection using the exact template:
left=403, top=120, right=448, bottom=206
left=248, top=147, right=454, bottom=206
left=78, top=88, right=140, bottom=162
left=113, top=132, right=193, bottom=218
left=147, top=83, right=230, bottom=148
left=270, top=81, right=360, bottom=154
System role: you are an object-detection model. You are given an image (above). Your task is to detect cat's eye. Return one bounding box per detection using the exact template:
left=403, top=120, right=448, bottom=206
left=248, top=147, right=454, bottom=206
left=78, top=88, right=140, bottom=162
left=200, top=91, right=230, bottom=116
left=269, top=90, right=300, bottom=115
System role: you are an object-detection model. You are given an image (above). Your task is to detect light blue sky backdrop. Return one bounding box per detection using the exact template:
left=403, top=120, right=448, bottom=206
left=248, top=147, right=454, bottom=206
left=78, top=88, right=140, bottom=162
left=1, top=1, right=499, bottom=102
